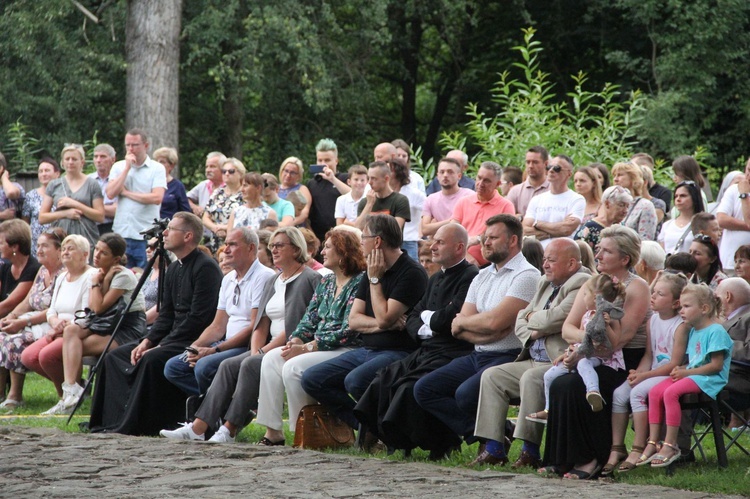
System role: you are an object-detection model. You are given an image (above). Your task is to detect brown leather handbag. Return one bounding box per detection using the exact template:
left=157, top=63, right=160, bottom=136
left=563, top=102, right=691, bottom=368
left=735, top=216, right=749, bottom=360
left=293, top=404, right=355, bottom=450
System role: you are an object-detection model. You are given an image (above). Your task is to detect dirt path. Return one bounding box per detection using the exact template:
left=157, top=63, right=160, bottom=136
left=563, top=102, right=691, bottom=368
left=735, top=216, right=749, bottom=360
left=0, top=427, right=737, bottom=498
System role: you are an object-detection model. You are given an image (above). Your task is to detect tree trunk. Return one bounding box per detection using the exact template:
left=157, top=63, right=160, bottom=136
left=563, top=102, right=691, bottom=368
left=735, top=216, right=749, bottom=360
left=125, top=0, right=182, bottom=152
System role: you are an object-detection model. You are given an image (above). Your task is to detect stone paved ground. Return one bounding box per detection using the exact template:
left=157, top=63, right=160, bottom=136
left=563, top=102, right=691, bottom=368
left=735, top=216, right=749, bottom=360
left=0, top=427, right=738, bottom=498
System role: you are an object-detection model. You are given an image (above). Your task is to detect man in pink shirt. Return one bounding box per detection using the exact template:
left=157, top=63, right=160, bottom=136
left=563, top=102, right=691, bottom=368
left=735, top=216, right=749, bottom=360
left=452, top=162, right=515, bottom=266
left=506, top=145, right=550, bottom=218
left=421, top=157, right=474, bottom=237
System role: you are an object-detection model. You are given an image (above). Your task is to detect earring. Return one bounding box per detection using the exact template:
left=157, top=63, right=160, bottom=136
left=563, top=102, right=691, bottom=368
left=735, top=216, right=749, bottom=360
left=12, top=251, right=15, bottom=256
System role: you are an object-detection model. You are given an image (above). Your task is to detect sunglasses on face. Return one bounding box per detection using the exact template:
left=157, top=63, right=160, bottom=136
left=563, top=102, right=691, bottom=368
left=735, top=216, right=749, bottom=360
left=546, top=164, right=563, bottom=173
left=222, top=169, right=236, bottom=175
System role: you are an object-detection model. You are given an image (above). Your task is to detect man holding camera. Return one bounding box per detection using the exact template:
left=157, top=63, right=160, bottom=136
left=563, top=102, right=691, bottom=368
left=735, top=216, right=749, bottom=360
left=88, top=212, right=222, bottom=436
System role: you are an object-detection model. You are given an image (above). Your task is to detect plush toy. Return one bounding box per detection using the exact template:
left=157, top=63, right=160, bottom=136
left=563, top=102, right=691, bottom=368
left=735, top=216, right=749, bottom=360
left=578, top=295, right=624, bottom=358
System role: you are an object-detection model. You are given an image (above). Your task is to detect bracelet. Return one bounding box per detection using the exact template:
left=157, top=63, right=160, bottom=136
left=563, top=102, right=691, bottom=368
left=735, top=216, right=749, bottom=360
left=258, top=347, right=264, bottom=355
left=91, top=283, right=101, bottom=288
left=27, top=317, right=32, bottom=327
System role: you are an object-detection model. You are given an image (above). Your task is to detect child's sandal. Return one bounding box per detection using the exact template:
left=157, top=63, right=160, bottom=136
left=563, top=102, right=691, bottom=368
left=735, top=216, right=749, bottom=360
left=651, top=441, right=681, bottom=468
left=635, top=440, right=660, bottom=466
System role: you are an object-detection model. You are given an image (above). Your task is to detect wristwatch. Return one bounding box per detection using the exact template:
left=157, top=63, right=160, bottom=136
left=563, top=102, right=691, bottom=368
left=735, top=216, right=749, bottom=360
left=369, top=276, right=380, bottom=285
left=740, top=193, right=750, bottom=200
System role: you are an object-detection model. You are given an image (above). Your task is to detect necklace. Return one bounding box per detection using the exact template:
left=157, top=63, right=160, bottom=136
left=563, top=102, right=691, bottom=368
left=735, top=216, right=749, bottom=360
left=280, top=263, right=304, bottom=282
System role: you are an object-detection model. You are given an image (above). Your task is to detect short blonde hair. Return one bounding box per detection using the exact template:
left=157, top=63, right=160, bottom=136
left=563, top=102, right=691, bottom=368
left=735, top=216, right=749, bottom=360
left=153, top=147, right=178, bottom=166
left=278, top=156, right=304, bottom=181
left=222, top=158, right=246, bottom=176
left=60, top=144, right=85, bottom=163
left=271, top=226, right=309, bottom=264
left=599, top=224, right=640, bottom=268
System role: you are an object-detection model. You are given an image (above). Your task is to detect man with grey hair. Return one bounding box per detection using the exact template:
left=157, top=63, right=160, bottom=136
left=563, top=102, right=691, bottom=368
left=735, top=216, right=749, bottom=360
left=162, top=226, right=276, bottom=398
left=307, top=138, right=351, bottom=244
left=90, top=143, right=118, bottom=235
left=451, top=161, right=514, bottom=266
left=715, top=277, right=750, bottom=428
left=522, top=154, right=584, bottom=249
left=354, top=223, right=479, bottom=455
left=188, top=151, right=227, bottom=219
left=427, top=149, right=475, bottom=194
left=106, top=128, right=167, bottom=268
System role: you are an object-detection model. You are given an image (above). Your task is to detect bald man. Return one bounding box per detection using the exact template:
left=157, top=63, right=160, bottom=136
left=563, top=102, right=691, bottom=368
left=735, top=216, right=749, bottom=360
left=426, top=149, right=475, bottom=194
left=354, top=223, right=479, bottom=455
left=715, top=278, right=750, bottom=428
left=471, top=238, right=590, bottom=467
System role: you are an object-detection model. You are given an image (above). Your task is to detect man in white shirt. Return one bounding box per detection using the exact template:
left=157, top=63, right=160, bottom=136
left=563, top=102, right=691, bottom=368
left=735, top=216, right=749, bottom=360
left=522, top=154, right=585, bottom=249
left=106, top=129, right=167, bottom=268
left=421, top=158, right=474, bottom=237
left=717, top=158, right=750, bottom=272
left=163, top=227, right=275, bottom=396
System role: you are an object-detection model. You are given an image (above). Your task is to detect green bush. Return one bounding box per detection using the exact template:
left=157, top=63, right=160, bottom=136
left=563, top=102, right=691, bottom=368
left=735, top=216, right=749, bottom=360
left=438, top=28, right=645, bottom=177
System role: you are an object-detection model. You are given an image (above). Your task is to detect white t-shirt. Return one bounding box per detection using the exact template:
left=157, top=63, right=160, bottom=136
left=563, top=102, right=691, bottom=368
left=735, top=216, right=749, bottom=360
left=525, top=189, right=585, bottom=248
left=47, top=268, right=98, bottom=321
left=335, top=191, right=364, bottom=223
left=717, top=184, right=750, bottom=269
left=658, top=219, right=694, bottom=255
left=217, top=259, right=275, bottom=340
left=400, top=183, right=425, bottom=242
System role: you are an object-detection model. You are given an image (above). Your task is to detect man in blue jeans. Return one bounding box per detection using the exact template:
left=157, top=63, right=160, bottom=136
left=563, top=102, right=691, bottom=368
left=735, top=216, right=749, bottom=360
left=301, top=214, right=428, bottom=432
left=163, top=227, right=275, bottom=395
left=413, top=214, right=540, bottom=458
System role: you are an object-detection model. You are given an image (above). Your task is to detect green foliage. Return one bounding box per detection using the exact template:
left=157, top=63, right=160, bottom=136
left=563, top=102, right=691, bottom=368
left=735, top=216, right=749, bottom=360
left=441, top=28, right=644, bottom=176
left=4, top=119, right=43, bottom=173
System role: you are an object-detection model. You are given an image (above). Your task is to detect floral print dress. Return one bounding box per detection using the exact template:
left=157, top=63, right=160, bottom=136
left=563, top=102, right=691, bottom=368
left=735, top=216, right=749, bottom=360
left=0, top=265, right=63, bottom=372
left=204, top=187, right=243, bottom=252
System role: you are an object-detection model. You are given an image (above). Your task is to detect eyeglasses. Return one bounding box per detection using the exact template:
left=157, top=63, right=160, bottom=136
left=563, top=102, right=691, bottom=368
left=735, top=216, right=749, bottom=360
left=546, top=164, right=563, bottom=173
left=694, top=233, right=715, bottom=244
left=268, top=242, right=292, bottom=250
left=147, top=243, right=157, bottom=250
left=232, top=283, right=241, bottom=306
left=166, top=225, right=189, bottom=233
left=222, top=169, right=236, bottom=175
left=282, top=169, right=299, bottom=176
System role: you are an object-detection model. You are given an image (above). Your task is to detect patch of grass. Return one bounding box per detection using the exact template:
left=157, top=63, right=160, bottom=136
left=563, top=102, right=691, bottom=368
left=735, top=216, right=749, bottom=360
left=3, top=374, right=749, bottom=495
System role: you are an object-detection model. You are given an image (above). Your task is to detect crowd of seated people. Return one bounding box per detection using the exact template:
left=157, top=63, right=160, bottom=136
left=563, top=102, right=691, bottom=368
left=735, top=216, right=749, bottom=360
left=0, top=141, right=748, bottom=480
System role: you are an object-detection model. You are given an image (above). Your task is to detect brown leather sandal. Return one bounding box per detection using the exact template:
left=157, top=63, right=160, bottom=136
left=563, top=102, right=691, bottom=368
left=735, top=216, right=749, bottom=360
left=600, top=444, right=628, bottom=477
left=617, top=444, right=644, bottom=472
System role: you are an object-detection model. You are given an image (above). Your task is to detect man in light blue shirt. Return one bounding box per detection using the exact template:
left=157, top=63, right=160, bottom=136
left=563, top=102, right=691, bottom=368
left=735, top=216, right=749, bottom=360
left=89, top=143, right=118, bottom=235
left=106, top=128, right=167, bottom=268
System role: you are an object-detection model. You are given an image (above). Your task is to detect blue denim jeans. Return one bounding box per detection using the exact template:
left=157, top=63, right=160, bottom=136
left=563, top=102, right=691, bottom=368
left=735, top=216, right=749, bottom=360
left=301, top=347, right=409, bottom=428
left=401, top=240, right=418, bottom=261
left=413, top=349, right=520, bottom=442
left=163, top=343, right=248, bottom=396
left=125, top=238, right=148, bottom=269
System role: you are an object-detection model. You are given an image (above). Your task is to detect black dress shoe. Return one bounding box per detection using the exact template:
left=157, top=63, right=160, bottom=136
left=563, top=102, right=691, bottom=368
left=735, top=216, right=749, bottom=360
left=468, top=449, right=509, bottom=466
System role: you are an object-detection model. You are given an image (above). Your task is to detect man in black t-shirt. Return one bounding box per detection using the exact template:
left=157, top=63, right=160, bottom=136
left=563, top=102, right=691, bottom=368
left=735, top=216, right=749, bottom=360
left=354, top=161, right=410, bottom=231
left=306, top=138, right=351, bottom=244
left=301, top=214, right=428, bottom=430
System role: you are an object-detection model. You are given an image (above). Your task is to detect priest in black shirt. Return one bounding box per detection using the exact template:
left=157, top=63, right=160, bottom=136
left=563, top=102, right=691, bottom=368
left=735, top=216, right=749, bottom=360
left=354, top=223, right=478, bottom=456
left=89, top=212, right=223, bottom=435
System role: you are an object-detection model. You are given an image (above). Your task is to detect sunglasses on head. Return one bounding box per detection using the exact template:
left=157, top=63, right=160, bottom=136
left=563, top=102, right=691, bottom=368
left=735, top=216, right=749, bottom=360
left=546, top=164, right=562, bottom=173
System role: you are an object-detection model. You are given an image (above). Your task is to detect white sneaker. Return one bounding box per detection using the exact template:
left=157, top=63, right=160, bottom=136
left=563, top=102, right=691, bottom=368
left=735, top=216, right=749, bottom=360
left=159, top=422, right=205, bottom=441
left=62, top=383, right=84, bottom=409
left=207, top=426, right=235, bottom=443
left=40, top=400, right=73, bottom=416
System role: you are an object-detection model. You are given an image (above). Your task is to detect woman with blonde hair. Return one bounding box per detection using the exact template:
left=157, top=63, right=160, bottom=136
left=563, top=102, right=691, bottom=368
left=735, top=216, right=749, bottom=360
left=278, top=156, right=312, bottom=226
left=202, top=158, right=245, bottom=253
left=574, top=167, right=603, bottom=226
left=153, top=147, right=190, bottom=220
left=611, top=162, right=657, bottom=241
left=39, top=144, right=105, bottom=254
